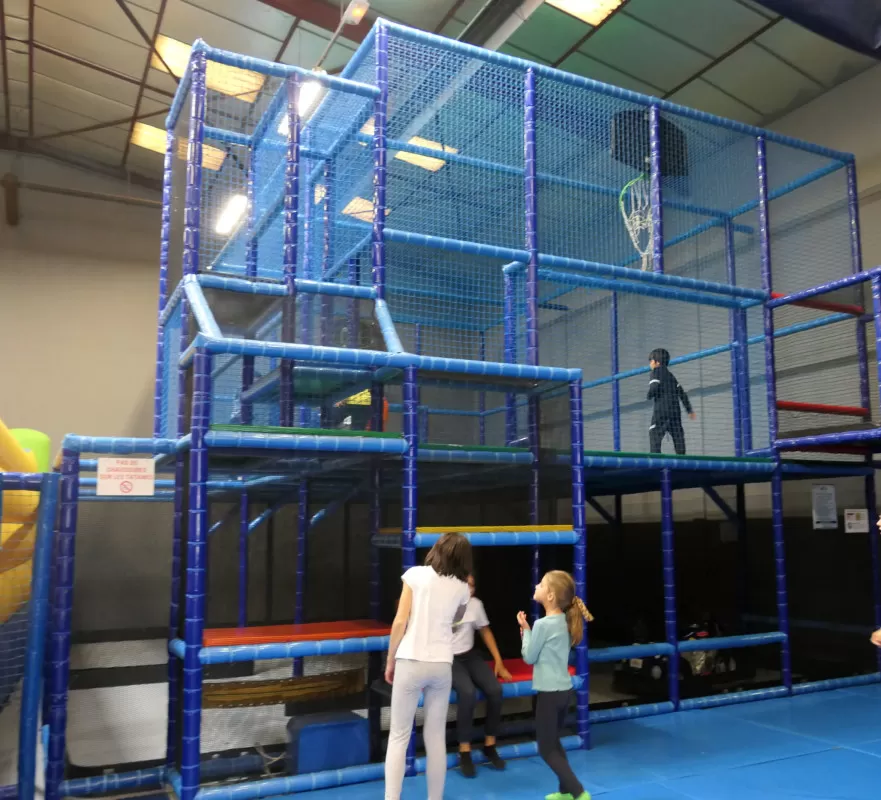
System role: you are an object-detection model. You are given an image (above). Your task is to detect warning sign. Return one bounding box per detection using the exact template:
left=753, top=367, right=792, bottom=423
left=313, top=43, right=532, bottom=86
left=96, top=458, right=155, bottom=497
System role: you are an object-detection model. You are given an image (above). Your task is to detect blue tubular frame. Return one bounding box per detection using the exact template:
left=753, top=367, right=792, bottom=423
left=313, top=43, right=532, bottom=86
left=659, top=469, right=678, bottom=708
left=372, top=23, right=389, bottom=302
left=293, top=480, right=309, bottom=677
left=503, top=269, right=518, bottom=444
left=524, top=68, right=541, bottom=621
left=280, top=74, right=301, bottom=428
left=154, top=129, right=174, bottom=438
left=725, top=220, right=743, bottom=456
left=610, top=293, right=621, bottom=450
left=649, top=104, right=664, bottom=275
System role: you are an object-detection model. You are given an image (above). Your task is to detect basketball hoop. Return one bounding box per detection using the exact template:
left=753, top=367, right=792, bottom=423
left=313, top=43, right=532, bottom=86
left=619, top=173, right=652, bottom=271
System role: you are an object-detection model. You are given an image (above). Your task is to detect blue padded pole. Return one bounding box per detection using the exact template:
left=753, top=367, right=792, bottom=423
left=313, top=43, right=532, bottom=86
left=503, top=270, right=517, bottom=444
left=757, top=136, right=779, bottom=447
left=660, top=469, right=678, bottom=708
left=738, top=304, right=753, bottom=452
left=280, top=74, right=300, bottom=428
left=241, top=123, right=260, bottom=423
left=181, top=350, right=211, bottom=800
left=649, top=104, right=664, bottom=274
left=45, top=451, right=79, bottom=800
left=238, top=493, right=249, bottom=628
left=402, top=364, right=419, bottom=777
left=320, top=159, right=334, bottom=350
left=873, top=277, right=881, bottom=404
left=569, top=380, right=590, bottom=748
left=18, top=473, right=59, bottom=800
left=610, top=293, right=620, bottom=450
left=770, top=468, right=792, bottom=690
left=847, top=162, right=871, bottom=413
left=293, top=480, right=309, bottom=677
left=415, top=325, right=430, bottom=441
left=479, top=332, right=487, bottom=445
left=182, top=51, right=205, bottom=278
left=372, top=23, right=389, bottom=302
left=524, top=68, right=541, bottom=620
left=154, top=129, right=174, bottom=438
left=725, top=219, right=743, bottom=456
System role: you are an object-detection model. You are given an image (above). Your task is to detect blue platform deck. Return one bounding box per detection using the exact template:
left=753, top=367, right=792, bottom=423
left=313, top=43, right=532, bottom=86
left=322, top=683, right=881, bottom=799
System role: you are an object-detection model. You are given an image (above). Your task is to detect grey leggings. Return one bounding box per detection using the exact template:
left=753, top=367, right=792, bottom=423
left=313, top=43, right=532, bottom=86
left=384, top=659, right=452, bottom=800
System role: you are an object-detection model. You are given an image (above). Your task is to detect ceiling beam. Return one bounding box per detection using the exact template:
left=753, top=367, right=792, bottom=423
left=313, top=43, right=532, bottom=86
left=114, top=0, right=178, bottom=81
left=33, top=108, right=168, bottom=142
left=257, top=0, right=372, bottom=43
left=0, top=1, right=10, bottom=134
left=0, top=132, right=163, bottom=192
left=275, top=17, right=301, bottom=61
left=122, top=0, right=170, bottom=167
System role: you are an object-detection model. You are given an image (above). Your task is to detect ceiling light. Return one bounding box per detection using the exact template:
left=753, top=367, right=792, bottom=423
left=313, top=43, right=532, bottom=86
left=277, top=76, right=327, bottom=135
left=360, top=119, right=458, bottom=172
left=342, top=196, right=389, bottom=222
left=152, top=36, right=264, bottom=103
left=216, top=195, right=249, bottom=235
left=545, top=0, right=624, bottom=26
left=342, top=0, right=370, bottom=25
left=130, top=122, right=227, bottom=171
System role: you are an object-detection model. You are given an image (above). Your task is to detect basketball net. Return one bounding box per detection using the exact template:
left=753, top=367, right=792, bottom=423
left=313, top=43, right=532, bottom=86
left=619, top=173, right=652, bottom=271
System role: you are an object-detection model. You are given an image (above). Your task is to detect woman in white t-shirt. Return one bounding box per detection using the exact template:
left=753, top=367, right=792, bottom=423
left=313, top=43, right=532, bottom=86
left=451, top=574, right=512, bottom=777
left=384, top=533, right=472, bottom=800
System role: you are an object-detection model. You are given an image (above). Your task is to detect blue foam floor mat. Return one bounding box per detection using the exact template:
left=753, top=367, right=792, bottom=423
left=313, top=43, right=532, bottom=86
left=317, top=683, right=881, bottom=798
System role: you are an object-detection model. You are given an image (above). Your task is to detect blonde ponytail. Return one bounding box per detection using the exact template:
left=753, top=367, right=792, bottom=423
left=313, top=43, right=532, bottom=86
left=544, top=570, right=594, bottom=646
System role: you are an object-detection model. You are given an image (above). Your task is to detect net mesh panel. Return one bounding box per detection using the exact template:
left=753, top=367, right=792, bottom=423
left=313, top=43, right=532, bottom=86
left=161, top=303, right=183, bottom=438
left=0, top=483, right=39, bottom=788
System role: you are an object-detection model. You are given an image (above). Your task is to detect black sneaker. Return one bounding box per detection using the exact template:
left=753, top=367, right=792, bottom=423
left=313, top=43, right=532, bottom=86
left=482, top=745, right=506, bottom=770
left=459, top=750, right=476, bottom=778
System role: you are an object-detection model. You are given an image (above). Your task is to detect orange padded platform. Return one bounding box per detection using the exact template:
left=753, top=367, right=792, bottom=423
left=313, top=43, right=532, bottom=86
left=203, top=620, right=391, bottom=647
left=495, top=658, right=576, bottom=683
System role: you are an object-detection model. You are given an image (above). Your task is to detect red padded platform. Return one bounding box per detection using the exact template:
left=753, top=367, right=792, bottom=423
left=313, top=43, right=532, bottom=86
left=494, top=658, right=576, bottom=683
left=203, top=620, right=391, bottom=647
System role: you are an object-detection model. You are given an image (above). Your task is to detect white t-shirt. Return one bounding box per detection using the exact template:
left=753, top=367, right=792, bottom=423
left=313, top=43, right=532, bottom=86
left=395, top=566, right=470, bottom=664
left=452, top=597, right=490, bottom=656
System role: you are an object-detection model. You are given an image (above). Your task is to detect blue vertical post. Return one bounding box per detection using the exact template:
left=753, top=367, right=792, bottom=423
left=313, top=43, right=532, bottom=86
left=293, top=480, right=309, bottom=677
left=372, top=23, right=389, bottom=303
left=153, top=129, right=174, bottom=438
left=180, top=349, right=212, bottom=800
left=659, top=468, right=678, bottom=708
left=524, top=68, right=542, bottom=619
left=238, top=493, right=249, bottom=628
left=241, top=131, right=260, bottom=424
left=847, top=161, right=871, bottom=413
left=401, top=364, right=419, bottom=777
left=298, top=176, right=313, bottom=428
left=503, top=270, right=518, bottom=444
left=321, top=160, right=334, bottom=347
left=44, top=451, right=79, bottom=800
left=415, top=324, right=428, bottom=442
left=280, top=74, right=301, bottom=428
left=649, top=104, right=664, bottom=275
left=569, top=381, right=590, bottom=748
left=18, top=473, right=59, bottom=800
left=610, top=293, right=620, bottom=450
left=725, top=219, right=743, bottom=456
left=757, top=135, right=780, bottom=450
left=478, top=331, right=487, bottom=445
left=770, top=468, right=792, bottom=689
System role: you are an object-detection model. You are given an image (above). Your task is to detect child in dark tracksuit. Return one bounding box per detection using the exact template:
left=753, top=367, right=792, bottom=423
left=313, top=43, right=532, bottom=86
left=647, top=348, right=695, bottom=455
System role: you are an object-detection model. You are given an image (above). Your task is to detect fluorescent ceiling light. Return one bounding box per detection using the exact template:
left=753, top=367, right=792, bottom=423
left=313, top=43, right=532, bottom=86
left=360, top=118, right=458, bottom=172
left=277, top=77, right=327, bottom=135
left=216, top=194, right=249, bottom=235
left=152, top=36, right=264, bottom=103
left=342, top=196, right=389, bottom=222
left=130, top=122, right=226, bottom=171
left=545, top=0, right=624, bottom=25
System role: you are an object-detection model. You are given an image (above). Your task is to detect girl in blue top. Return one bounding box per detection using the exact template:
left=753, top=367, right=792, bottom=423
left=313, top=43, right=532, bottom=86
left=518, top=570, right=593, bottom=800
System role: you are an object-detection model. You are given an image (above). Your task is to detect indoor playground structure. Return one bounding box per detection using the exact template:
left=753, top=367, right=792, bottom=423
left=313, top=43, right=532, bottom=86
left=6, top=16, right=881, bottom=800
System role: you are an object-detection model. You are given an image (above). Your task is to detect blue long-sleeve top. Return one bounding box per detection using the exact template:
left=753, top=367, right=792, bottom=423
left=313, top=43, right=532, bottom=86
left=521, top=613, right=573, bottom=692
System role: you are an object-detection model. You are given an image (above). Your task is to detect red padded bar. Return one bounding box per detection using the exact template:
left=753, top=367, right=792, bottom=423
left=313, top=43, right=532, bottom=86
left=770, top=292, right=864, bottom=316
left=204, top=620, right=391, bottom=647
left=494, top=658, right=575, bottom=683
left=776, top=401, right=870, bottom=418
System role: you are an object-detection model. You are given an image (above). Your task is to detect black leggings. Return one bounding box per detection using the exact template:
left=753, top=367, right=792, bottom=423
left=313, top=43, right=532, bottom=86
left=650, top=418, right=686, bottom=455
left=452, top=648, right=503, bottom=744
left=535, top=691, right=583, bottom=797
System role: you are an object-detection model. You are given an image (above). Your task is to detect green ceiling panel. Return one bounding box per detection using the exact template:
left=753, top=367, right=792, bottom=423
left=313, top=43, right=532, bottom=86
left=625, top=0, right=770, bottom=58
left=580, top=13, right=711, bottom=92
left=558, top=51, right=659, bottom=97
left=506, top=4, right=590, bottom=64
left=668, top=78, right=762, bottom=126
left=498, top=42, right=552, bottom=66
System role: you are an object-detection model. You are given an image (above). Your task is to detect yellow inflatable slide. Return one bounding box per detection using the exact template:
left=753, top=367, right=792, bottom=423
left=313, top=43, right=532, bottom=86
left=0, top=419, right=50, bottom=624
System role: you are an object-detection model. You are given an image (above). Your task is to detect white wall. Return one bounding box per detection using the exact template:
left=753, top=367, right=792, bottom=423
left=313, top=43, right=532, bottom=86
left=0, top=153, right=173, bottom=631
